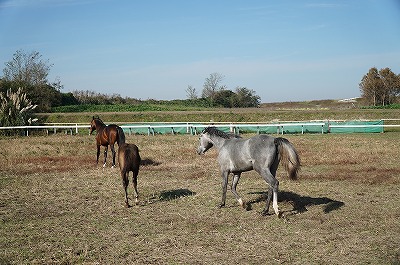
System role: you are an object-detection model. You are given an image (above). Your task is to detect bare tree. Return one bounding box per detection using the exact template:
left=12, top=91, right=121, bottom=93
left=202, top=72, right=225, bottom=99
left=2, top=50, right=53, bottom=87
left=185, top=85, right=198, bottom=99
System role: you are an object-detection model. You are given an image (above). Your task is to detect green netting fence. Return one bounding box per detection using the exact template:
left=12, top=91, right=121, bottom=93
left=328, top=120, right=384, bottom=133
left=121, top=120, right=384, bottom=135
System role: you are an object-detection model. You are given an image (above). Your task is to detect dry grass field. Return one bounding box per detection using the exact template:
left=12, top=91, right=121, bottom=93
left=1, top=132, right=399, bottom=264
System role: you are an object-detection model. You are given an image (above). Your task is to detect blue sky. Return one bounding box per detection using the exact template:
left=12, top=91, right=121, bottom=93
left=0, top=0, right=399, bottom=103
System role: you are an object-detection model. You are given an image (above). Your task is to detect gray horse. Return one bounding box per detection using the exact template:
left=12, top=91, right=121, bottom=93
left=197, top=127, right=300, bottom=217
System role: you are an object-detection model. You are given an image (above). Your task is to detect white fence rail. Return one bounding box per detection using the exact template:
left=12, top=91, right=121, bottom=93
left=1, top=121, right=399, bottom=136
left=0, top=124, right=88, bottom=136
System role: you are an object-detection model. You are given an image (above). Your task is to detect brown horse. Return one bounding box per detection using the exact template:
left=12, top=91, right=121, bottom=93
left=90, top=116, right=125, bottom=168
left=118, top=143, right=141, bottom=207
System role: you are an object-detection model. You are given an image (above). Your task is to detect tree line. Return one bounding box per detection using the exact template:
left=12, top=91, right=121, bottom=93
left=1, top=49, right=399, bottom=128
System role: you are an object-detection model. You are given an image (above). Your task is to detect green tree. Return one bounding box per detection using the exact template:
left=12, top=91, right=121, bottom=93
left=213, top=89, right=236, bottom=107
left=379, top=67, right=400, bottom=105
left=61, top=92, right=79, bottom=106
left=360, top=67, right=400, bottom=106
left=234, top=87, right=261, bottom=107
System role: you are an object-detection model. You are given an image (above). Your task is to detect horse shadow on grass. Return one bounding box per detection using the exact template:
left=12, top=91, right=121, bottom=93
left=159, top=189, right=196, bottom=201
left=140, top=158, right=161, bottom=166
left=143, top=189, right=196, bottom=206
left=247, top=190, right=345, bottom=215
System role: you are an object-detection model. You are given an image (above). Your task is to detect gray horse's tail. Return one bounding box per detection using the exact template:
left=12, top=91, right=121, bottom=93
left=275, top=137, right=301, bottom=180
left=117, top=126, right=126, bottom=146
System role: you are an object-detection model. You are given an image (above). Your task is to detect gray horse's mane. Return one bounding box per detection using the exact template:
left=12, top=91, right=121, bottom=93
left=202, top=126, right=239, bottom=139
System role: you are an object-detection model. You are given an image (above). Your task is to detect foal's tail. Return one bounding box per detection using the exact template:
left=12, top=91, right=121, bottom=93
left=116, top=126, right=126, bottom=146
left=275, top=137, right=301, bottom=180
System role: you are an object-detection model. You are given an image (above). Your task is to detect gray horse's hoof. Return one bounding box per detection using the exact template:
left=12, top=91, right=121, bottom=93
left=261, top=210, right=271, bottom=216
left=244, top=202, right=252, bottom=211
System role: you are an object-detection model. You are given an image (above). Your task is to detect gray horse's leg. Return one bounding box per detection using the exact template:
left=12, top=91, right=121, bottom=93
left=264, top=187, right=273, bottom=215
left=231, top=173, right=246, bottom=209
left=260, top=169, right=280, bottom=216
left=220, top=171, right=229, bottom=208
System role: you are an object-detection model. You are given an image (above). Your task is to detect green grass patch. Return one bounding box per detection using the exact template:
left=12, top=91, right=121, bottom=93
left=39, top=108, right=400, bottom=125
left=52, top=103, right=207, bottom=113
left=361, top=103, right=400, bottom=109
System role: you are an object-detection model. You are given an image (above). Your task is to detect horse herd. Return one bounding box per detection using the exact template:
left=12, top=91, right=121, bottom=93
left=89, top=117, right=301, bottom=217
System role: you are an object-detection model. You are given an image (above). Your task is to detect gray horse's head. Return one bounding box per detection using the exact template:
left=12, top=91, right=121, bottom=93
left=197, top=130, right=214, bottom=155
left=197, top=127, right=237, bottom=155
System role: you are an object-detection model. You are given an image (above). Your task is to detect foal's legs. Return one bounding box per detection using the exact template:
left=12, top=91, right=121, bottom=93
left=121, top=170, right=130, bottom=207
left=231, top=173, right=246, bottom=209
left=132, top=169, right=139, bottom=205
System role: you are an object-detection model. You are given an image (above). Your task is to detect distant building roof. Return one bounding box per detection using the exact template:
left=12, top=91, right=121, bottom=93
left=338, top=97, right=359, bottom=103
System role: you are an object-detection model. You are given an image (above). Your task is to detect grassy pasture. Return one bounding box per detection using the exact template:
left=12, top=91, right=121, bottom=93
left=0, top=132, right=399, bottom=264
left=40, top=107, right=400, bottom=124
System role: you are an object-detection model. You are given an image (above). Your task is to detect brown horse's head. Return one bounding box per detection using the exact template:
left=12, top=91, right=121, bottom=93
left=90, top=116, right=104, bottom=135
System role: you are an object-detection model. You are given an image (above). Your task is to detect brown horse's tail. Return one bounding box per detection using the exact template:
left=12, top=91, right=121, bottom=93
left=117, top=126, right=126, bottom=146
left=275, top=137, right=301, bottom=180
